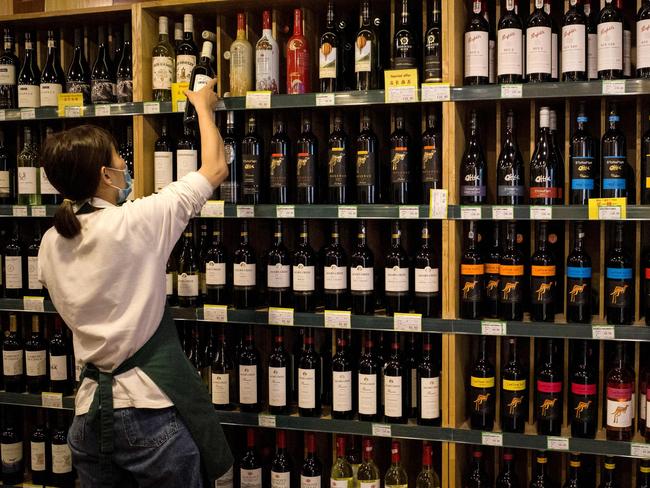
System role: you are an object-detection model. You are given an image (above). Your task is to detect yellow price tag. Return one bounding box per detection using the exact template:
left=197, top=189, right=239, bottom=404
left=588, top=197, right=626, bottom=220
left=57, top=93, right=83, bottom=116
left=172, top=82, right=190, bottom=112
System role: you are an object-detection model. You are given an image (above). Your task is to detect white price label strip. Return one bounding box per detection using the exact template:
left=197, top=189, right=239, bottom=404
left=386, top=86, right=418, bottom=104
left=64, top=106, right=81, bottom=118
left=399, top=205, right=419, bottom=219
left=315, top=93, right=335, bottom=106
left=547, top=436, right=570, bottom=451
left=530, top=206, right=552, bottom=220
left=94, top=105, right=111, bottom=116
left=237, top=205, right=255, bottom=218
left=143, top=102, right=160, bottom=114
left=0, top=110, right=5, bottom=121
left=20, top=108, right=35, bottom=120
left=501, top=84, right=523, bottom=98
left=394, top=313, right=422, bottom=332
left=631, top=443, right=650, bottom=458
left=245, top=91, right=272, bottom=109
left=481, top=432, right=503, bottom=446
left=31, top=206, right=46, bottom=217
left=324, top=310, right=351, bottom=329
left=460, top=206, right=482, bottom=220
left=12, top=206, right=28, bottom=217
left=371, top=424, right=392, bottom=437
left=598, top=206, right=621, bottom=220
left=200, top=200, right=225, bottom=218
left=592, top=325, right=615, bottom=340
left=421, top=83, right=451, bottom=102
left=481, top=320, right=506, bottom=336
left=492, top=206, right=514, bottom=220
left=42, top=392, right=63, bottom=409
left=276, top=205, right=295, bottom=218
left=429, top=189, right=448, bottom=219
left=268, top=307, right=294, bottom=326
left=203, top=305, right=228, bottom=323
left=602, top=80, right=626, bottom=95
left=338, top=206, right=357, bottom=218
left=24, top=296, right=45, bottom=312
left=258, top=414, right=276, bottom=428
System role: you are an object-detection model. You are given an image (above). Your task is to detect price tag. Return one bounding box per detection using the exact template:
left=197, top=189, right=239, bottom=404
left=20, top=108, right=35, bottom=120
left=245, top=91, right=272, bottom=109
left=324, top=310, right=351, bottom=329
left=268, top=307, right=294, bottom=326
left=258, top=414, right=276, bottom=428
left=31, top=206, right=46, bottom=217
left=547, top=436, right=570, bottom=451
left=481, top=432, right=503, bottom=447
left=371, top=424, right=392, bottom=437
left=386, top=85, right=418, bottom=103
left=5, top=110, right=20, bottom=121
left=276, top=205, right=295, bottom=218
left=94, top=105, right=111, bottom=117
left=481, top=320, right=506, bottom=336
left=203, top=305, right=228, bottom=323
left=57, top=92, right=84, bottom=116
left=429, top=189, right=448, bottom=219
left=602, top=80, right=626, bottom=95
left=177, top=100, right=187, bottom=112
left=64, top=106, right=81, bottom=118
left=588, top=197, right=626, bottom=220
left=592, top=325, right=615, bottom=340
left=315, top=93, right=335, bottom=106
left=460, top=206, right=482, bottom=220
left=237, top=205, right=255, bottom=218
left=492, top=206, right=514, bottom=220
left=0, top=110, right=5, bottom=121
left=12, top=206, right=28, bottom=217
left=338, top=206, right=357, bottom=219
left=384, top=69, right=419, bottom=103
left=599, top=206, right=622, bottom=220
left=41, top=392, right=63, bottom=409
left=172, top=82, right=190, bottom=112
left=500, top=84, right=523, bottom=98
left=200, top=200, right=225, bottom=218
left=399, top=205, right=420, bottom=219
left=143, top=102, right=160, bottom=114
left=24, top=296, right=45, bottom=312
left=394, top=313, right=422, bottom=332
left=421, top=82, right=451, bottom=102
left=631, top=443, right=650, bottom=458
left=530, top=206, right=552, bottom=220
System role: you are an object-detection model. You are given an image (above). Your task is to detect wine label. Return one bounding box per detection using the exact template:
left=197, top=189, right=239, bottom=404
left=234, top=262, right=256, bottom=287
left=420, top=376, right=440, bottom=419
left=40, top=168, right=59, bottom=195
left=638, top=20, right=650, bottom=69
left=268, top=366, right=287, bottom=407
left=239, top=365, right=258, bottom=405
left=1, top=441, right=23, bottom=473
left=256, top=40, right=279, bottom=93
left=390, top=147, right=409, bottom=184
left=531, top=266, right=556, bottom=305
left=499, top=266, right=524, bottom=304
left=415, top=267, right=439, bottom=294
left=526, top=26, right=552, bottom=75
left=192, top=73, right=211, bottom=92
left=287, top=38, right=309, bottom=94
left=154, top=151, right=173, bottom=191
left=497, top=28, right=523, bottom=76
left=470, top=377, right=495, bottom=417
left=49, top=354, right=68, bottom=381
left=498, top=170, right=524, bottom=197
left=176, top=149, right=198, bottom=180
left=0, top=170, right=11, bottom=196
left=166, top=273, right=173, bottom=295
left=424, top=30, right=442, bottom=81
left=177, top=273, right=199, bottom=297
left=641, top=392, right=647, bottom=422
left=328, top=147, right=347, bottom=188
left=240, top=468, right=262, bottom=488
left=461, top=174, right=486, bottom=198
left=91, top=80, right=116, bottom=104
left=30, top=441, right=45, bottom=472
left=561, top=24, right=586, bottom=73
left=176, top=54, right=196, bottom=83
left=17, top=166, right=38, bottom=195
left=537, top=380, right=562, bottom=421
left=606, top=268, right=633, bottom=308
left=242, top=154, right=262, bottom=196
left=624, top=29, right=631, bottom=77
left=152, top=56, right=174, bottom=90
left=464, top=31, right=489, bottom=78
left=271, top=471, right=291, bottom=488
left=356, top=150, right=376, bottom=187
left=27, top=256, right=42, bottom=291
left=332, top=370, right=352, bottom=413
left=570, top=382, right=597, bottom=424
left=359, top=482, right=380, bottom=488
left=269, top=153, right=288, bottom=189
left=422, top=146, right=441, bottom=185
left=267, top=263, right=290, bottom=289
left=211, top=372, right=230, bottom=405
left=331, top=479, right=353, bottom=488
left=502, top=378, right=526, bottom=421
left=324, top=264, right=347, bottom=291
left=351, top=266, right=373, bottom=292
left=216, top=466, right=234, bottom=488
left=39, top=83, right=62, bottom=107
left=117, top=79, right=133, bottom=103
left=358, top=373, right=378, bottom=415
left=298, top=368, right=316, bottom=409
left=607, top=389, right=633, bottom=428
left=602, top=156, right=627, bottom=191
left=293, top=264, right=315, bottom=292
left=18, top=84, right=39, bottom=108
left=319, top=45, right=337, bottom=79
left=5, top=255, right=23, bottom=289
left=384, top=374, right=403, bottom=418
left=26, top=349, right=46, bottom=377
left=598, top=22, right=623, bottom=71
left=66, top=81, right=91, bottom=103
left=3, top=349, right=23, bottom=376
left=485, top=265, right=500, bottom=305
left=0, top=65, right=15, bottom=85
left=297, top=153, right=316, bottom=189
left=355, top=38, right=372, bottom=73
left=571, top=156, right=595, bottom=190
left=51, top=443, right=72, bottom=474
left=301, top=475, right=321, bottom=488
left=587, top=33, right=598, bottom=78
left=460, top=265, right=484, bottom=303
left=385, top=266, right=409, bottom=293
left=206, top=262, right=226, bottom=286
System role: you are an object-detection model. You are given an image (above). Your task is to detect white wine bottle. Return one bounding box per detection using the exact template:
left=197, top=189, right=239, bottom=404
left=357, top=438, right=380, bottom=488
left=330, top=436, right=353, bottom=487
left=415, top=443, right=441, bottom=488
left=384, top=441, right=408, bottom=488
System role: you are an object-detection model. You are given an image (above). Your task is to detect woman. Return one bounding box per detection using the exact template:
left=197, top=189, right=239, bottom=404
left=37, top=78, right=232, bottom=487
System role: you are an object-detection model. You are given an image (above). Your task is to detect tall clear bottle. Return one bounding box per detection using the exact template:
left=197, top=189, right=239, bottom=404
left=384, top=441, right=408, bottom=488
left=152, top=16, right=175, bottom=102
left=256, top=10, right=279, bottom=93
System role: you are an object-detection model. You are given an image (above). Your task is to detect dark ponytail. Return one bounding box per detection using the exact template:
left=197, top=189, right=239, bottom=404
left=41, top=125, right=117, bottom=239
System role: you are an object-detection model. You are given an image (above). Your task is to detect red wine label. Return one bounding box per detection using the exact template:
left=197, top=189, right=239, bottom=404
left=537, top=380, right=562, bottom=393
left=607, top=384, right=633, bottom=401
left=645, top=267, right=650, bottom=279
left=571, top=383, right=596, bottom=395
left=530, top=186, right=560, bottom=199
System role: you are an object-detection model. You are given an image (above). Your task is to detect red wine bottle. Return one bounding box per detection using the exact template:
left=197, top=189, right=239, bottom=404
left=384, top=221, right=410, bottom=316
left=530, top=221, right=557, bottom=323
left=183, top=40, right=214, bottom=128
left=606, top=342, right=634, bottom=441
left=495, top=449, right=520, bottom=488
left=566, top=221, right=592, bottom=324
left=269, top=119, right=290, bottom=204
left=536, top=339, right=563, bottom=436
left=298, top=328, right=321, bottom=417
left=467, top=448, right=491, bottom=487
left=497, top=0, right=524, bottom=84
left=570, top=339, right=597, bottom=438
left=239, top=428, right=262, bottom=488
left=205, top=221, right=227, bottom=306
left=351, top=220, right=375, bottom=315
left=417, top=334, right=441, bottom=426
left=414, top=221, right=440, bottom=318
left=460, top=221, right=484, bottom=320
left=29, top=410, right=48, bottom=486
left=530, top=107, right=561, bottom=205
left=501, top=337, right=528, bottom=433
left=49, top=412, right=73, bottom=487
left=564, top=453, right=584, bottom=488
left=356, top=113, right=380, bottom=204
left=266, top=220, right=291, bottom=308
left=211, top=327, right=235, bottom=410
left=599, top=457, right=618, bottom=488
left=220, top=111, right=240, bottom=203
left=597, top=0, right=623, bottom=80
left=644, top=247, right=650, bottom=327
left=241, top=114, right=263, bottom=204
left=268, top=329, right=289, bottom=415
left=332, top=331, right=354, bottom=420
left=323, top=221, right=349, bottom=311
left=49, top=317, right=72, bottom=395
left=270, top=430, right=293, bottom=487
left=389, top=114, right=411, bottom=204
left=499, top=221, right=524, bottom=321
left=392, top=0, right=416, bottom=69
left=460, top=110, right=487, bottom=204
left=497, top=110, right=525, bottom=205
left=177, top=226, right=200, bottom=308
left=383, top=333, right=407, bottom=424
left=292, top=220, right=317, bottom=313
left=327, top=113, right=349, bottom=204
left=40, top=30, right=65, bottom=108
left=464, top=0, right=490, bottom=85
left=233, top=220, right=257, bottom=309
left=638, top=0, right=650, bottom=78
left=358, top=331, right=381, bottom=422
left=25, top=316, right=47, bottom=394
left=605, top=221, right=634, bottom=325
left=530, top=451, right=556, bottom=488
left=470, top=336, right=495, bottom=431
left=238, top=326, right=261, bottom=413
left=601, top=105, right=629, bottom=201
left=562, top=0, right=588, bottom=81
left=0, top=29, right=18, bottom=109
left=421, top=110, right=442, bottom=201
left=423, top=0, right=443, bottom=82
left=3, top=315, right=24, bottom=393
left=570, top=103, right=596, bottom=204
left=638, top=459, right=650, bottom=487
left=1, top=407, right=24, bottom=485
left=319, top=0, right=339, bottom=93
left=642, top=115, right=650, bottom=204
left=526, top=0, right=553, bottom=82
left=296, top=115, right=318, bottom=204
left=355, top=0, right=379, bottom=91
left=300, top=433, right=322, bottom=488
left=484, top=223, right=501, bottom=319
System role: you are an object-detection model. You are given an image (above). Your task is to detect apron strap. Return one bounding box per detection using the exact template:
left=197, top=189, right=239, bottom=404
left=75, top=201, right=100, bottom=215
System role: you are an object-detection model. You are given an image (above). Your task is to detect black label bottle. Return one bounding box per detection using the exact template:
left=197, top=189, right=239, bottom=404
left=499, top=221, right=525, bottom=321
left=296, top=116, right=318, bottom=204
left=638, top=459, right=650, bottom=488
left=116, top=24, right=133, bottom=103
left=536, top=338, right=563, bottom=436
left=91, top=25, right=116, bottom=104
left=384, top=221, right=410, bottom=316
left=570, top=339, right=597, bottom=438
left=566, top=221, right=592, bottom=324
left=356, top=113, right=380, bottom=204
left=350, top=220, right=375, bottom=315
left=601, top=105, right=629, bottom=200
left=242, top=114, right=263, bottom=204
left=460, top=110, right=487, bottom=205
left=606, top=221, right=633, bottom=325
left=501, top=337, right=528, bottom=433
left=530, top=221, right=557, bottom=322
left=469, top=336, right=495, bottom=431
left=66, top=28, right=91, bottom=104
left=421, top=110, right=442, bottom=201
left=423, top=0, right=442, bottom=82
left=414, top=221, right=440, bottom=318
left=328, top=113, right=349, bottom=204
left=389, top=114, right=411, bottom=204
left=497, top=110, right=525, bottom=205
left=484, top=224, right=501, bottom=319
left=570, top=104, right=597, bottom=204
left=392, top=0, right=416, bottom=69
left=292, top=220, right=317, bottom=313
left=460, top=220, right=484, bottom=320
left=269, top=119, right=290, bottom=205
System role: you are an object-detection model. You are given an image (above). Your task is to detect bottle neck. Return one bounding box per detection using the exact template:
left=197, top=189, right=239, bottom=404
left=478, top=337, right=488, bottom=361
left=574, top=224, right=585, bottom=251
left=614, top=224, right=624, bottom=250
left=507, top=340, right=517, bottom=363
left=293, top=10, right=303, bottom=36
left=537, top=225, right=548, bottom=251
left=506, top=224, right=517, bottom=251
left=326, top=1, right=335, bottom=28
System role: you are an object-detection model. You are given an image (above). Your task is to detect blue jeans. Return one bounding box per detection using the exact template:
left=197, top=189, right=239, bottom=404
left=68, top=407, right=204, bottom=488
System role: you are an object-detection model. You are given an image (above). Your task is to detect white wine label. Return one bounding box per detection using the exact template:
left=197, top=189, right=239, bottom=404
left=358, top=373, right=378, bottom=415
left=0, top=65, right=15, bottom=85
left=39, top=83, right=62, bottom=107
left=384, top=375, right=403, bottom=418
left=176, top=54, right=197, bottom=83
left=40, top=168, right=59, bottom=195
left=30, top=441, right=45, bottom=472
left=268, top=366, right=287, bottom=407
left=385, top=267, right=409, bottom=293
left=464, top=31, right=489, bottom=78
left=234, top=263, right=256, bottom=287
left=355, top=39, right=372, bottom=73
left=26, top=349, right=46, bottom=377
left=17, top=166, right=38, bottom=195
left=497, top=28, right=523, bottom=76
left=1, top=442, right=22, bottom=466
left=239, top=365, right=258, bottom=405
left=324, top=265, right=347, bottom=290
left=293, top=264, right=315, bottom=292
left=51, top=443, right=72, bottom=474
left=255, top=44, right=280, bottom=93
left=152, top=56, right=174, bottom=90
left=27, top=256, right=42, bottom=290
left=5, top=255, right=23, bottom=289
left=240, top=468, right=262, bottom=488
left=0, top=171, right=10, bottom=195
left=298, top=368, right=316, bottom=409
left=206, top=262, right=226, bottom=286
left=177, top=273, right=199, bottom=297
left=216, top=466, right=234, bottom=488
left=607, top=398, right=632, bottom=428
left=415, top=267, right=439, bottom=293
left=331, top=480, right=351, bottom=488
left=177, top=149, right=198, bottom=180
left=598, top=22, right=623, bottom=71
left=561, top=24, right=586, bottom=73
left=638, top=20, right=650, bottom=69
left=267, top=264, right=290, bottom=288
left=193, top=73, right=212, bottom=92
left=211, top=373, right=230, bottom=405
left=166, top=273, right=174, bottom=295
left=271, top=471, right=291, bottom=488
left=359, top=482, right=380, bottom=488
left=18, top=84, right=40, bottom=108
left=350, top=266, right=373, bottom=292
left=332, top=370, right=352, bottom=412
left=421, top=376, right=441, bottom=419
left=154, top=151, right=173, bottom=191
left=526, top=26, right=551, bottom=75
left=319, top=46, right=337, bottom=79
left=49, top=354, right=68, bottom=381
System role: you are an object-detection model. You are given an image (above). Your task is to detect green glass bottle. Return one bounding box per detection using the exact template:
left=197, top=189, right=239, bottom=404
left=384, top=440, right=408, bottom=488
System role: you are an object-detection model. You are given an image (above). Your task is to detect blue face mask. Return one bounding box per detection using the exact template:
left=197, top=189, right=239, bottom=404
left=105, top=167, right=133, bottom=204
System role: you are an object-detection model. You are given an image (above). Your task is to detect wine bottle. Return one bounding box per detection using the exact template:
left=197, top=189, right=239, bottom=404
left=240, top=428, right=262, bottom=488
left=470, top=336, right=495, bottom=431
left=389, top=115, right=411, bottom=204
left=531, top=221, right=557, bottom=322
left=4, top=223, right=25, bottom=297
left=40, top=30, right=65, bottom=107
left=497, top=0, right=523, bottom=84
left=606, top=221, right=634, bottom=325
left=424, top=0, right=442, bottom=83
left=197, top=223, right=210, bottom=301
left=242, top=113, right=263, bottom=204
left=414, top=221, right=440, bottom=318
left=0, top=130, right=10, bottom=203
left=152, top=16, right=175, bottom=102
left=460, top=110, right=487, bottom=204
left=228, top=13, right=253, bottom=96
left=639, top=459, right=650, bottom=488
left=17, top=32, right=40, bottom=108
left=357, top=438, right=380, bottom=487
left=233, top=220, right=256, bottom=309
left=176, top=14, right=197, bottom=85
left=499, top=221, right=524, bottom=321
left=25, top=315, right=46, bottom=394
left=204, top=221, right=227, bottom=305
left=563, top=453, right=583, bottom=488
left=265, top=329, right=288, bottom=415
left=50, top=413, right=73, bottom=487
left=645, top=249, right=650, bottom=327
left=331, top=331, right=354, bottom=420
left=530, top=452, right=556, bottom=488
left=268, top=119, right=289, bottom=204
left=328, top=113, right=349, bottom=204
left=583, top=0, right=598, bottom=79
left=211, top=327, right=235, bottom=410
left=417, top=334, right=441, bottom=426
left=298, top=328, right=321, bottom=417
left=183, top=40, right=215, bottom=127
left=175, top=131, right=197, bottom=182
left=383, top=334, right=407, bottom=423
left=530, top=107, right=561, bottom=205
left=638, top=0, right=650, bottom=78
left=598, top=458, right=618, bottom=488
left=526, top=0, right=552, bottom=82
left=296, top=115, right=318, bottom=204
left=351, top=220, right=375, bottom=315
left=355, top=0, right=379, bottom=90
left=26, top=225, right=43, bottom=297
left=384, top=441, right=408, bottom=488
left=358, top=332, right=381, bottom=422
left=266, top=220, right=291, bottom=308
left=154, top=121, right=174, bottom=192
left=239, top=326, right=261, bottom=412
left=414, top=442, right=440, bottom=488
left=496, top=450, right=519, bottom=488
left=421, top=111, right=442, bottom=200
left=544, top=0, right=559, bottom=82
left=301, top=433, right=322, bottom=488
left=323, top=221, right=348, bottom=311
left=219, top=111, right=240, bottom=203
left=606, top=342, right=634, bottom=441
left=287, top=8, right=311, bottom=94
left=270, top=430, right=292, bottom=488
left=392, top=0, right=416, bottom=69
left=598, top=0, right=623, bottom=79
left=92, top=25, right=116, bottom=104
left=569, top=340, right=597, bottom=438
left=562, top=0, right=588, bottom=81
left=384, top=221, right=410, bottom=316
left=465, top=0, right=490, bottom=85
left=166, top=248, right=177, bottom=307
left=330, top=436, right=353, bottom=486
left=536, top=338, right=563, bottom=435
left=293, top=220, right=317, bottom=312
left=0, top=29, right=18, bottom=109
left=501, top=337, right=528, bottom=433
left=29, top=410, right=48, bottom=486
left=484, top=224, right=501, bottom=319
left=460, top=221, right=484, bottom=320
left=1, top=408, right=23, bottom=485
left=115, top=24, right=133, bottom=103
left=177, top=226, right=199, bottom=307
left=66, top=28, right=91, bottom=104
left=49, top=317, right=71, bottom=395
left=601, top=105, right=628, bottom=200
left=467, top=448, right=491, bottom=488
left=497, top=110, right=525, bottom=204
left=570, top=104, right=596, bottom=203
left=484, top=2, right=496, bottom=84
left=356, top=113, right=380, bottom=204
left=319, top=1, right=340, bottom=93
left=3, top=315, right=23, bottom=393
left=566, top=221, right=592, bottom=324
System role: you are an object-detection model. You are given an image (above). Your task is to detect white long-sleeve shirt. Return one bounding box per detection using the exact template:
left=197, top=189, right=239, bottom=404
left=38, top=172, right=214, bottom=415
